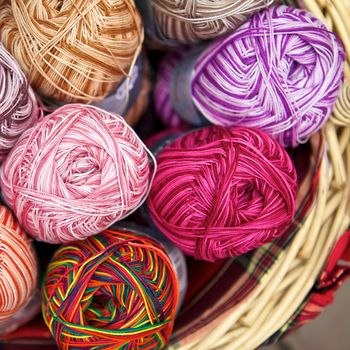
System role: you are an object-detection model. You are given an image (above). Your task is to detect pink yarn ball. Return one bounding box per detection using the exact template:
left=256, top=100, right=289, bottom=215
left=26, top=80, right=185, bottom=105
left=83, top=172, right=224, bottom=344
left=147, top=126, right=298, bottom=261
left=0, top=104, right=155, bottom=243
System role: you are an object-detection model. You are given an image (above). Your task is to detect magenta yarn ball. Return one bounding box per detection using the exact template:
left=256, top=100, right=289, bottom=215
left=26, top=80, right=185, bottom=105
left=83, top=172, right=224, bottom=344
left=0, top=104, right=155, bottom=244
left=147, top=126, right=298, bottom=261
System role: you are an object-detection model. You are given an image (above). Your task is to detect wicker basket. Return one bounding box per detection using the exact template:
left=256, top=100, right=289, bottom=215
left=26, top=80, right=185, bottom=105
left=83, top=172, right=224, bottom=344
left=169, top=1, right=350, bottom=349
left=0, top=2, right=349, bottom=350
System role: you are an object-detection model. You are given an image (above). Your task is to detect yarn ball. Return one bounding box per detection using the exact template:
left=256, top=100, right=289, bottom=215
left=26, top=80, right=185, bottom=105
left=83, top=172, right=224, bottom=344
left=154, top=50, right=189, bottom=128
left=0, top=43, right=38, bottom=161
left=0, top=104, right=155, bottom=244
left=0, top=0, right=143, bottom=103
left=157, top=5, right=345, bottom=147
left=141, top=0, right=274, bottom=44
left=42, top=228, right=179, bottom=349
left=0, top=205, right=37, bottom=326
left=147, top=126, right=298, bottom=261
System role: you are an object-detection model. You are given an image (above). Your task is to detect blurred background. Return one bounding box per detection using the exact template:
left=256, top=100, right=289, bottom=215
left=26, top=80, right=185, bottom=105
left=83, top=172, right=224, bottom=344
left=264, top=280, right=350, bottom=350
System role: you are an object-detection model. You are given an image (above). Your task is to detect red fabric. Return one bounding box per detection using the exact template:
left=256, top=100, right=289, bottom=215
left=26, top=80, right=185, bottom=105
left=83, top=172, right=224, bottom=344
left=292, top=230, right=350, bottom=329
left=0, top=316, right=52, bottom=341
left=183, top=259, right=228, bottom=304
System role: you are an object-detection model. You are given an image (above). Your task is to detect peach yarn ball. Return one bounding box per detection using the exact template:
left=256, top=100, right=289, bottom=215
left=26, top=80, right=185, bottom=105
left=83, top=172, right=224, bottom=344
left=0, top=205, right=37, bottom=325
left=0, top=0, right=143, bottom=103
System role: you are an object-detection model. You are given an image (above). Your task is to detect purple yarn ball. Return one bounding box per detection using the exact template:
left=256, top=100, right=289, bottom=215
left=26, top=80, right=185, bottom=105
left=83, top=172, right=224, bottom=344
left=155, top=5, right=346, bottom=147
left=154, top=50, right=189, bottom=128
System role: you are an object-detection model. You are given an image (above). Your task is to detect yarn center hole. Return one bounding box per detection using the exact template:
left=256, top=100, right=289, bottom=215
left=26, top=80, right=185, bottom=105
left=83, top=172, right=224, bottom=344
left=84, top=291, right=128, bottom=328
left=232, top=181, right=264, bottom=225
left=58, top=146, right=102, bottom=197
left=83, top=265, right=146, bottom=329
left=282, top=41, right=317, bottom=87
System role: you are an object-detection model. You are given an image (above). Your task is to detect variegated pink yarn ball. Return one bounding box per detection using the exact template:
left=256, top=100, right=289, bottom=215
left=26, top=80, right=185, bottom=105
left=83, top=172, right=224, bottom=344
left=147, top=126, right=297, bottom=261
left=0, top=104, right=155, bottom=244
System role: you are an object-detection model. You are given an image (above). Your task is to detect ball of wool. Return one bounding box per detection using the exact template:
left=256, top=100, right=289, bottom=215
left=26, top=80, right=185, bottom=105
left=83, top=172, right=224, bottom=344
left=42, top=228, right=179, bottom=350
left=0, top=43, right=38, bottom=161
left=0, top=0, right=143, bottom=103
left=0, top=104, right=155, bottom=244
left=147, top=126, right=298, bottom=261
left=0, top=205, right=37, bottom=326
left=157, top=5, right=345, bottom=147
left=154, top=50, right=190, bottom=128
left=141, top=0, right=274, bottom=44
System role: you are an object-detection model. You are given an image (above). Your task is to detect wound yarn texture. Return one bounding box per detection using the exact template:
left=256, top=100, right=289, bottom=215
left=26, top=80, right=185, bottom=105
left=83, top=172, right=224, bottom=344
left=156, top=5, right=345, bottom=147
left=42, top=228, right=179, bottom=350
left=147, top=126, right=298, bottom=261
left=0, top=104, right=155, bottom=244
left=0, top=43, right=38, bottom=161
left=146, top=0, right=275, bottom=43
left=0, top=0, right=143, bottom=103
left=155, top=50, right=189, bottom=128
left=0, top=205, right=37, bottom=326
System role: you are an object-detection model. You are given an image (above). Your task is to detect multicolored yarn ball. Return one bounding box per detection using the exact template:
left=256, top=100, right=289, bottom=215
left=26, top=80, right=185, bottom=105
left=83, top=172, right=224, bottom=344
left=0, top=205, right=37, bottom=327
left=0, top=0, right=143, bottom=103
left=0, top=43, right=38, bottom=161
left=0, top=104, right=155, bottom=244
left=42, top=228, right=179, bottom=350
left=147, top=126, right=298, bottom=261
left=137, top=0, right=274, bottom=44
left=157, top=5, right=345, bottom=147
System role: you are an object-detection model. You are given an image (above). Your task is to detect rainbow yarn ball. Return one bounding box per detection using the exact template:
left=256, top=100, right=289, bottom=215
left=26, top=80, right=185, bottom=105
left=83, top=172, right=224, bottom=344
left=0, top=43, right=38, bottom=161
left=0, top=205, right=37, bottom=326
left=156, top=5, right=345, bottom=147
left=147, top=126, right=298, bottom=261
left=0, top=104, right=155, bottom=244
left=42, top=228, right=179, bottom=350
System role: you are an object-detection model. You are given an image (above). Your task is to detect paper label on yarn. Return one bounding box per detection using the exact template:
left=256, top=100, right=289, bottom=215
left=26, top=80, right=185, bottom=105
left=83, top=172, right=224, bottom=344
left=134, top=0, right=179, bottom=47
left=170, top=45, right=211, bottom=127
left=92, top=56, right=143, bottom=117
left=114, top=223, right=188, bottom=312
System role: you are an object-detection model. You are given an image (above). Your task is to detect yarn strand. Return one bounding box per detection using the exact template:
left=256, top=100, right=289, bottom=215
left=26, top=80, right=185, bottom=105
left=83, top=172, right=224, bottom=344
left=42, top=229, right=179, bottom=349
left=0, top=104, right=156, bottom=243
left=147, top=126, right=298, bottom=261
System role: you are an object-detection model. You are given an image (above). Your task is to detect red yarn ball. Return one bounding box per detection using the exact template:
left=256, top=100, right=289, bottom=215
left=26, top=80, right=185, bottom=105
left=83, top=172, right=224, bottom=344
left=147, top=126, right=298, bottom=261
